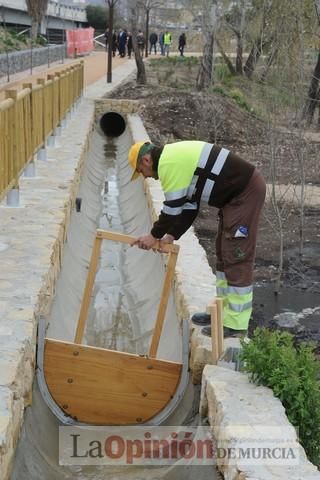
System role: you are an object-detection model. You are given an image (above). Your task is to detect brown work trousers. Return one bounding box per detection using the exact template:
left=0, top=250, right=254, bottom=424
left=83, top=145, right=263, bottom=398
left=215, top=169, right=266, bottom=287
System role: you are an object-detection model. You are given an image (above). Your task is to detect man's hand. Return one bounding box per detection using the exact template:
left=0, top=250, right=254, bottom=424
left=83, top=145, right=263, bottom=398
left=159, top=234, right=175, bottom=252
left=131, top=234, right=158, bottom=250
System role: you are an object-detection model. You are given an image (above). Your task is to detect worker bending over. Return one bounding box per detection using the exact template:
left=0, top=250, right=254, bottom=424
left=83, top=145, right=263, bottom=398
left=129, top=140, right=266, bottom=338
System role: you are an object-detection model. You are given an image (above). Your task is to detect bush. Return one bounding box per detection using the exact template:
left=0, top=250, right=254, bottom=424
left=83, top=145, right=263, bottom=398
left=229, top=88, right=254, bottom=113
left=211, top=85, right=227, bottom=96
left=214, top=62, right=233, bottom=83
left=240, top=328, right=320, bottom=467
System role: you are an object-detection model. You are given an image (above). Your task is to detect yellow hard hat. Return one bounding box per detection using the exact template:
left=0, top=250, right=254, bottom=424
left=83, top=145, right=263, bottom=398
left=128, top=141, right=155, bottom=181
left=128, top=141, right=146, bottom=181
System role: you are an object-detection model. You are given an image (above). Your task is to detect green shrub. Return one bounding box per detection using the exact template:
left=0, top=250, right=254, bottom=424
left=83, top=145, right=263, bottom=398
left=229, top=88, right=254, bottom=113
left=214, top=62, right=233, bottom=82
left=211, top=85, right=227, bottom=96
left=240, top=328, right=320, bottom=467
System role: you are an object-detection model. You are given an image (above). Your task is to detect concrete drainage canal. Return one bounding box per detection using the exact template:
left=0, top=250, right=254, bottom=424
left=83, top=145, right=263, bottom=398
left=11, top=108, right=220, bottom=480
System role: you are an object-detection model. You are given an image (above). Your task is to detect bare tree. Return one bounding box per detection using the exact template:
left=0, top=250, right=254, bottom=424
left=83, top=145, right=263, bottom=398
left=181, top=0, right=221, bottom=90
left=302, top=1, right=320, bottom=125
left=106, top=0, right=119, bottom=83
left=26, top=0, right=48, bottom=39
left=223, top=0, right=247, bottom=75
left=243, top=1, right=273, bottom=79
left=128, top=0, right=146, bottom=84
left=137, top=0, right=163, bottom=58
left=244, top=37, right=268, bottom=79
left=198, top=1, right=220, bottom=90
left=215, top=36, right=236, bottom=75
left=267, top=131, right=286, bottom=294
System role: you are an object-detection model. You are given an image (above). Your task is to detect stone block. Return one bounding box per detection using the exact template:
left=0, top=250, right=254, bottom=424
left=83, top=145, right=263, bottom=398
left=200, top=365, right=320, bottom=480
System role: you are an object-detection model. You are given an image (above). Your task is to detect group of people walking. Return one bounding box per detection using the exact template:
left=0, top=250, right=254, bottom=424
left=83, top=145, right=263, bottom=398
left=104, top=28, right=187, bottom=59
left=104, top=28, right=133, bottom=58
left=148, top=31, right=187, bottom=57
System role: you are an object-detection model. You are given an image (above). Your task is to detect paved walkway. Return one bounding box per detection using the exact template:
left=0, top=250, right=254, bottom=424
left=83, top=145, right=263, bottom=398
left=0, top=51, right=128, bottom=100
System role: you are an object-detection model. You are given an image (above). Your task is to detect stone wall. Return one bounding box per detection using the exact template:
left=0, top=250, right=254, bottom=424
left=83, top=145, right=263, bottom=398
left=200, top=365, right=320, bottom=480
left=0, top=97, right=93, bottom=479
left=0, top=45, right=66, bottom=79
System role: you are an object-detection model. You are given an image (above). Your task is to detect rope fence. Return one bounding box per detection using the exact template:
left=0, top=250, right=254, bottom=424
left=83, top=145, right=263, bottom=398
left=0, top=61, right=84, bottom=202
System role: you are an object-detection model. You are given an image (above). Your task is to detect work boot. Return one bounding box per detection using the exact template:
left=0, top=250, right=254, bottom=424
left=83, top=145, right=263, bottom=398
left=191, top=312, right=210, bottom=326
left=201, top=326, right=247, bottom=338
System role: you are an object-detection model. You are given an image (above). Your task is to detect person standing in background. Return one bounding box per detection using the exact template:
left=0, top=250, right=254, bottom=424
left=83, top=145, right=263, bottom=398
left=149, top=32, right=158, bottom=54
left=118, top=29, right=128, bottom=58
left=127, top=32, right=133, bottom=59
left=137, top=30, right=145, bottom=57
left=159, top=32, right=165, bottom=56
left=164, top=31, right=172, bottom=57
left=178, top=32, right=186, bottom=56
left=112, top=30, right=117, bottom=57
left=104, top=28, right=109, bottom=50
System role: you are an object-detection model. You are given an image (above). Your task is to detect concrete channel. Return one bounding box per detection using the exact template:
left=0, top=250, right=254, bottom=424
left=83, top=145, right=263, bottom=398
left=8, top=65, right=219, bottom=479
left=2, top=62, right=320, bottom=480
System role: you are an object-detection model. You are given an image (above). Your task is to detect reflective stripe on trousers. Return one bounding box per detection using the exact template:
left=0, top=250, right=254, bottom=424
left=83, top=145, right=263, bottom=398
left=216, top=271, right=252, bottom=330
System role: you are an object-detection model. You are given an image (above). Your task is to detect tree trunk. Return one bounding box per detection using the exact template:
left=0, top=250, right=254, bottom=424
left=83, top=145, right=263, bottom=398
left=31, top=19, right=39, bottom=39
left=134, top=45, right=146, bottom=84
left=107, top=3, right=114, bottom=83
left=302, top=51, right=320, bottom=125
left=259, top=46, right=278, bottom=83
left=129, top=2, right=146, bottom=84
left=196, top=31, right=214, bottom=90
left=235, top=33, right=243, bottom=75
left=244, top=38, right=263, bottom=79
left=215, top=37, right=236, bottom=76
left=145, top=8, right=149, bottom=58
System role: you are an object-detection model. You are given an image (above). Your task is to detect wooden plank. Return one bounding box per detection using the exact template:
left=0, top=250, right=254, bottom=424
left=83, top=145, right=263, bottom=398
left=74, top=229, right=179, bottom=352
left=216, top=298, right=224, bottom=358
left=149, top=248, right=179, bottom=358
left=210, top=304, right=219, bottom=364
left=96, top=229, right=179, bottom=255
left=74, top=236, right=102, bottom=343
left=44, top=339, right=182, bottom=425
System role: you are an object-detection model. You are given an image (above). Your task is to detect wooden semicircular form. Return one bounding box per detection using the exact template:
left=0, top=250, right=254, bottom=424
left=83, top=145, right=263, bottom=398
left=43, top=339, right=182, bottom=425
left=43, top=230, right=182, bottom=425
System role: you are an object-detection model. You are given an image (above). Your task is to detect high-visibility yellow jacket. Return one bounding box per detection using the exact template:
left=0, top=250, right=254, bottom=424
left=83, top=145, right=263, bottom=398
left=151, top=141, right=254, bottom=239
left=164, top=32, right=172, bottom=45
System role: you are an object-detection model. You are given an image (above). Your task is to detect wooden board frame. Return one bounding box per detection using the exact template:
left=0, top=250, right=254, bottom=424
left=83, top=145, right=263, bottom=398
left=40, top=230, right=184, bottom=425
left=74, top=229, right=179, bottom=358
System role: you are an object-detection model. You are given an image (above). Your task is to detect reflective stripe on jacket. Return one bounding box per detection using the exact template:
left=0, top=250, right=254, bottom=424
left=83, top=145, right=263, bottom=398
left=151, top=141, right=254, bottom=240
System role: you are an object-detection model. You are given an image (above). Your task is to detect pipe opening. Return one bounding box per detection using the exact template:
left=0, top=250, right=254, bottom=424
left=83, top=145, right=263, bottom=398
left=100, top=111, right=126, bottom=137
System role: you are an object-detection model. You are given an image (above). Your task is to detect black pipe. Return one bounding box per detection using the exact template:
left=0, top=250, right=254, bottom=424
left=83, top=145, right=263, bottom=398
left=99, top=111, right=126, bottom=138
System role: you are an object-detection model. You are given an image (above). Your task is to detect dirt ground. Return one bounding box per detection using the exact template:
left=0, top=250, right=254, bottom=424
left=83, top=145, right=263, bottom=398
left=108, top=58, right=320, bottom=351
